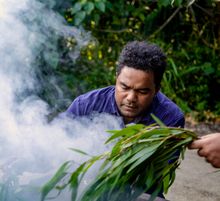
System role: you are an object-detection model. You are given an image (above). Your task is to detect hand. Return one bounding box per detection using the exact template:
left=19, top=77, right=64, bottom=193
left=188, top=133, right=220, bottom=168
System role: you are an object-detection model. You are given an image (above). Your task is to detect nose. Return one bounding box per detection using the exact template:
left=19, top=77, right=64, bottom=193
left=126, top=90, right=137, bottom=103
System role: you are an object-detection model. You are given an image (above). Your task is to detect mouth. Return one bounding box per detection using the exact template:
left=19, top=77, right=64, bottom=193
left=123, top=105, right=137, bottom=111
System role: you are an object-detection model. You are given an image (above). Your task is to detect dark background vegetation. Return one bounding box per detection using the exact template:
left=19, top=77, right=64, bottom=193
left=37, top=0, right=220, bottom=122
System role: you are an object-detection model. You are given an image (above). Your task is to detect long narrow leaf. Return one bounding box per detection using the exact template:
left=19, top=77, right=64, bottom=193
left=42, top=123, right=198, bottom=201
left=41, top=161, right=70, bottom=201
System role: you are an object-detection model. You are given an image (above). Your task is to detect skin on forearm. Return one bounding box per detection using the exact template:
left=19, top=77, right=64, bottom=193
left=189, top=133, right=220, bottom=168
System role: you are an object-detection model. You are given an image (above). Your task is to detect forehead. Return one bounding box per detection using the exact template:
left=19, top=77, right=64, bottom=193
left=117, top=66, right=155, bottom=88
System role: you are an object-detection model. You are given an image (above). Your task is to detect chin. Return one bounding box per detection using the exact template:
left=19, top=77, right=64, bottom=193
left=119, top=108, right=139, bottom=117
left=123, top=112, right=138, bottom=118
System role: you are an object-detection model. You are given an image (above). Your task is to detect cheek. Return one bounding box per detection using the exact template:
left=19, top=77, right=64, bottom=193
left=117, top=92, right=127, bottom=103
left=115, top=89, right=124, bottom=103
left=139, top=95, right=154, bottom=106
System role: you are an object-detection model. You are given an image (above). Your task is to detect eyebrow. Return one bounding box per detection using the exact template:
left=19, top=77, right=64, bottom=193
left=120, top=81, right=151, bottom=91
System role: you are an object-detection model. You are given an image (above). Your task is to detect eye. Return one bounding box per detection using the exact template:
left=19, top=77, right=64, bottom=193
left=138, top=89, right=150, bottom=94
left=121, top=83, right=129, bottom=90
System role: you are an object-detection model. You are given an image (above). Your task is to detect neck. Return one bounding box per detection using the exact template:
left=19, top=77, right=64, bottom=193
left=123, top=117, right=134, bottom=124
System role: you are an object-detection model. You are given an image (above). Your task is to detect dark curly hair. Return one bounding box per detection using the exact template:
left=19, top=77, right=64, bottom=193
left=117, top=41, right=167, bottom=88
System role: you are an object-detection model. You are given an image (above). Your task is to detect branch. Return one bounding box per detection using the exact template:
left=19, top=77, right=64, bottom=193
left=201, top=38, right=219, bottom=50
left=148, top=6, right=182, bottom=39
left=189, top=5, right=219, bottom=50
left=93, top=27, right=142, bottom=40
left=94, top=28, right=130, bottom=33
left=194, top=3, right=214, bottom=17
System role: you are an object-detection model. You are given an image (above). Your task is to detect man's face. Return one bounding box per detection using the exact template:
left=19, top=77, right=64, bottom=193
left=115, top=66, right=158, bottom=123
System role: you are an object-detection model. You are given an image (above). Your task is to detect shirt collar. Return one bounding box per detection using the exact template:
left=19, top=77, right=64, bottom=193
left=110, top=87, right=121, bottom=116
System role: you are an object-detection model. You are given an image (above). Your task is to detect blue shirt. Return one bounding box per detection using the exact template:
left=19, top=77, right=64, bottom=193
left=65, top=86, right=184, bottom=198
left=66, top=86, right=185, bottom=128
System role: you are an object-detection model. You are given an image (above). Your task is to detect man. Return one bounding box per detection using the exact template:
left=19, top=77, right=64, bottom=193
left=65, top=41, right=185, bottom=128
left=189, top=133, right=220, bottom=168
left=64, top=41, right=184, bottom=199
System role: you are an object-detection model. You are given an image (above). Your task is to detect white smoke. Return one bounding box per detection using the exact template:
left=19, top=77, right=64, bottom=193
left=0, top=0, right=121, bottom=200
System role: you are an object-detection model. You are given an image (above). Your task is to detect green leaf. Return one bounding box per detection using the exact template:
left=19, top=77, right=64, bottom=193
left=126, top=145, right=155, bottom=166
left=110, top=141, right=122, bottom=158
left=41, top=161, right=70, bottom=201
left=138, top=13, right=145, bottom=22
left=145, top=163, right=154, bottom=189
left=169, top=169, right=176, bottom=188
left=127, top=142, right=163, bottom=173
left=158, top=0, right=172, bottom=7
left=106, top=124, right=145, bottom=143
left=168, top=58, right=179, bottom=77
left=172, top=137, right=193, bottom=149
left=151, top=113, right=166, bottom=127
left=94, top=13, right=100, bottom=24
left=163, top=171, right=171, bottom=193
left=70, top=162, right=87, bottom=201
left=110, top=148, right=133, bottom=169
left=42, top=123, right=198, bottom=201
left=69, top=148, right=91, bottom=156
left=148, top=181, right=163, bottom=201
left=203, top=62, right=215, bottom=75
left=95, top=1, right=105, bottom=12
left=74, top=11, right=86, bottom=26
left=70, top=155, right=105, bottom=200
left=106, top=167, right=124, bottom=197
left=70, top=2, right=82, bottom=14
left=174, top=0, right=183, bottom=6
left=140, top=127, right=171, bottom=139
left=84, top=2, right=95, bottom=14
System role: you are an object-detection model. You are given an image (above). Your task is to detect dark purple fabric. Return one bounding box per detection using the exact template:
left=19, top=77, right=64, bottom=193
left=65, top=86, right=184, bottom=198
left=66, top=86, right=185, bottom=128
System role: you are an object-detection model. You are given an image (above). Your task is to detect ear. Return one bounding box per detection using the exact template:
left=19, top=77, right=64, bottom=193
left=116, top=71, right=120, bottom=78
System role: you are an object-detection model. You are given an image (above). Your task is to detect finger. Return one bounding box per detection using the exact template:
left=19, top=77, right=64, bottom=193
left=197, top=148, right=206, bottom=157
left=206, top=155, right=220, bottom=168
left=205, top=157, right=220, bottom=168
left=200, top=135, right=210, bottom=139
left=212, top=161, right=220, bottom=168
left=188, top=139, right=204, bottom=149
left=202, top=133, right=219, bottom=139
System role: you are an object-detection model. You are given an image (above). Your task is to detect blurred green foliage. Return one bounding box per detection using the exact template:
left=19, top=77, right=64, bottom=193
left=40, top=0, right=220, bottom=121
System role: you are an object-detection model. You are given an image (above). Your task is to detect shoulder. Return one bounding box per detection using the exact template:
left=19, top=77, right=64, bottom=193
left=153, top=91, right=185, bottom=127
left=78, top=86, right=115, bottom=101
left=155, top=92, right=182, bottom=112
left=66, top=86, right=115, bottom=115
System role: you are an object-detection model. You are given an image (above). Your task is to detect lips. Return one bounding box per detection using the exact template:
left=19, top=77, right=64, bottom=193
left=124, top=105, right=137, bottom=111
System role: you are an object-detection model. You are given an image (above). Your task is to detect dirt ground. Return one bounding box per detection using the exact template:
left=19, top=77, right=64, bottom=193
left=165, top=121, right=220, bottom=201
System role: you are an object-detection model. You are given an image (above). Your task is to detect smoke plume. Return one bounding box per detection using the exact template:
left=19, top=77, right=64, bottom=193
left=0, top=0, right=120, bottom=200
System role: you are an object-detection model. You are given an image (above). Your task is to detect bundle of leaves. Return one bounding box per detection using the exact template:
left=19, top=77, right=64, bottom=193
left=41, top=119, right=197, bottom=201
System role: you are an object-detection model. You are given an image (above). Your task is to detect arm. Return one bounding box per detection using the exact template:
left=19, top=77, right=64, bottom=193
left=171, top=116, right=185, bottom=128
left=57, top=98, right=82, bottom=119
left=162, top=113, right=185, bottom=128
left=189, top=133, right=220, bottom=168
left=66, top=98, right=82, bottom=116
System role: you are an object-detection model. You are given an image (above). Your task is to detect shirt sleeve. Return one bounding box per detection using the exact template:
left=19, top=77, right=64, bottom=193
left=152, top=92, right=185, bottom=128
left=173, top=116, right=185, bottom=128
left=163, top=111, right=185, bottom=128
left=66, top=97, right=83, bottom=116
